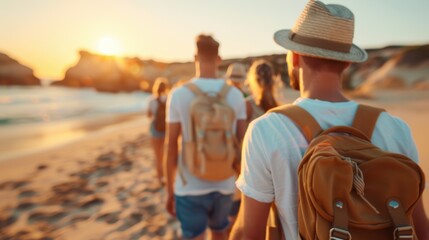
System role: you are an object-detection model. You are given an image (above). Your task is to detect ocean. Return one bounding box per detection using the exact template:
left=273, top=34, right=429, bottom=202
left=0, top=86, right=150, bottom=161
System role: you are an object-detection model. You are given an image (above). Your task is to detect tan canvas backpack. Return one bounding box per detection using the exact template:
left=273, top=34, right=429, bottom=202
left=266, top=104, right=425, bottom=240
left=182, top=83, right=238, bottom=182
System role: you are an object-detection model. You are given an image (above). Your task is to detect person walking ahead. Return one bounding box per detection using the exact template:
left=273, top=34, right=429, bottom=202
left=165, top=34, right=247, bottom=240
left=147, top=77, right=169, bottom=186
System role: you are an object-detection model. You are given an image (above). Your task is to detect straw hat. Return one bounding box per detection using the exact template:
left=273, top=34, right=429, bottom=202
left=274, top=0, right=367, bottom=63
left=225, top=63, right=246, bottom=83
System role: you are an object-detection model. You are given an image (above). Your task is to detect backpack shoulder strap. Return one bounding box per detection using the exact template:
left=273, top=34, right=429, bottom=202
left=185, top=83, right=204, bottom=97
left=156, top=97, right=164, bottom=104
left=352, top=104, right=385, bottom=140
left=218, top=83, right=231, bottom=99
left=268, top=104, right=322, bottom=143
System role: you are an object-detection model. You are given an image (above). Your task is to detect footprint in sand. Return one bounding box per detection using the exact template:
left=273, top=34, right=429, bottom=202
left=116, top=212, right=143, bottom=231
left=16, top=201, right=37, bottom=211
left=0, top=214, right=17, bottom=228
left=28, top=210, right=67, bottom=224
left=18, top=189, right=37, bottom=199
left=97, top=152, right=119, bottom=162
left=78, top=196, right=104, bottom=209
left=0, top=180, right=29, bottom=190
left=70, top=213, right=91, bottom=223
left=37, top=164, right=48, bottom=171
left=96, top=212, right=120, bottom=224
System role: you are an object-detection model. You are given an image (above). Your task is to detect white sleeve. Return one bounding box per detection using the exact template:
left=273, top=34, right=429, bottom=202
left=374, top=113, right=419, bottom=164
left=236, top=120, right=274, bottom=203
left=401, top=121, right=419, bottom=163
left=166, top=89, right=180, bottom=123
left=229, top=88, right=247, bottom=120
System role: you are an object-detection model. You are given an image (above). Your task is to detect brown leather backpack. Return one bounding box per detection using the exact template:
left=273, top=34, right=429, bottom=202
left=153, top=97, right=166, bottom=132
left=266, top=104, right=425, bottom=240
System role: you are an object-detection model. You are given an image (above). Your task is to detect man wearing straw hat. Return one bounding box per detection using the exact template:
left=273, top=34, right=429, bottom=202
left=225, top=62, right=248, bottom=97
left=230, top=1, right=428, bottom=239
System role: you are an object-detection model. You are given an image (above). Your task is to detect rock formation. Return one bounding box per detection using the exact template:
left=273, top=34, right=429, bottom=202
left=4, top=43, right=428, bottom=93
left=344, top=45, right=429, bottom=92
left=54, top=51, right=194, bottom=92
left=0, top=53, right=40, bottom=86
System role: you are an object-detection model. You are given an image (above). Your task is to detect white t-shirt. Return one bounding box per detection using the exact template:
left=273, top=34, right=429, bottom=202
left=167, top=78, right=247, bottom=196
left=236, top=97, right=418, bottom=240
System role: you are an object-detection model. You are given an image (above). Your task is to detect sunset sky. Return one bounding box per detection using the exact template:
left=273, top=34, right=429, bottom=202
left=1, top=0, right=429, bottom=80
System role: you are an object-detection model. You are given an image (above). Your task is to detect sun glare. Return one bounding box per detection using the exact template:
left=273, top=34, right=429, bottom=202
left=96, top=36, right=122, bottom=56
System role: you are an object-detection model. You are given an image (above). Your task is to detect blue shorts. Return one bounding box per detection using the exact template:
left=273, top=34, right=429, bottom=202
left=229, top=200, right=241, bottom=216
left=149, top=121, right=165, bottom=139
left=175, top=192, right=233, bottom=239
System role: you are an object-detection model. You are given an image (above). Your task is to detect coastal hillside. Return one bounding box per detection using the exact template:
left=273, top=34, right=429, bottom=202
left=54, top=43, right=429, bottom=93
left=0, top=53, right=40, bottom=86
left=344, top=44, right=429, bottom=92
left=2, top=44, right=428, bottom=93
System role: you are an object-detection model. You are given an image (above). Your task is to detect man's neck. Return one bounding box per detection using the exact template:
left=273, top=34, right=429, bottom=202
left=196, top=61, right=217, bottom=79
left=302, top=90, right=348, bottom=102
left=197, top=73, right=217, bottom=79
left=300, top=70, right=349, bottom=102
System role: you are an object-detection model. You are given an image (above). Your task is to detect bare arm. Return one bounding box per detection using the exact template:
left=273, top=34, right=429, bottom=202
left=163, top=122, right=181, bottom=217
left=236, top=119, right=247, bottom=143
left=245, top=100, right=253, bottom=124
left=413, top=198, right=429, bottom=239
left=230, top=194, right=272, bottom=240
left=234, top=119, right=248, bottom=174
left=147, top=99, right=153, bottom=118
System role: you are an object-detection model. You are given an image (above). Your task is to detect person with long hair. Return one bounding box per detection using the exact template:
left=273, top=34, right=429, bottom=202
left=147, top=77, right=169, bottom=186
left=246, top=59, right=279, bottom=122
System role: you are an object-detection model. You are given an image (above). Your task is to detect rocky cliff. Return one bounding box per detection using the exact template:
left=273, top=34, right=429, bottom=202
left=344, top=45, right=429, bottom=92
left=53, top=51, right=194, bottom=92
left=0, top=53, right=40, bottom=86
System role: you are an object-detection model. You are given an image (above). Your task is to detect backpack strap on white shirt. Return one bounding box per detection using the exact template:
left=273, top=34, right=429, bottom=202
left=352, top=105, right=385, bottom=140
left=268, top=104, right=322, bottom=143
left=217, top=83, right=231, bottom=99
left=185, top=82, right=231, bottom=99
left=186, top=83, right=204, bottom=97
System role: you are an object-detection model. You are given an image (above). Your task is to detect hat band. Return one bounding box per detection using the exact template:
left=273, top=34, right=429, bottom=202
left=289, top=31, right=351, bottom=53
left=229, top=74, right=245, bottom=79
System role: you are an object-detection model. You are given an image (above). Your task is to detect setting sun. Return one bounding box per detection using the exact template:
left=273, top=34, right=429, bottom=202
left=96, top=36, right=122, bottom=56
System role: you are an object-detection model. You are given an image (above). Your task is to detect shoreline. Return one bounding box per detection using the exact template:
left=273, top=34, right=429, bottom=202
left=0, top=112, right=147, bottom=162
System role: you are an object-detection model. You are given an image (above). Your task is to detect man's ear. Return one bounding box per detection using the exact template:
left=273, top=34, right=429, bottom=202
left=344, top=62, right=352, bottom=70
left=216, top=55, right=222, bottom=64
left=194, top=54, right=198, bottom=62
left=292, top=52, right=300, bottom=68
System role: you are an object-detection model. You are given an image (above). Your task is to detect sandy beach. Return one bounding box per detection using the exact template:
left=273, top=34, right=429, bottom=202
left=0, top=117, right=180, bottom=239
left=0, top=89, right=428, bottom=239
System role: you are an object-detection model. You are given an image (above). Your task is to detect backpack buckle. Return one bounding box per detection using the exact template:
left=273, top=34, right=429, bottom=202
left=329, top=227, right=351, bottom=240
left=393, top=226, right=414, bottom=239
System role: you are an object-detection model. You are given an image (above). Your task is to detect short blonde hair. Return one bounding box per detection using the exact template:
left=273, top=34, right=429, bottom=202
left=152, top=77, right=169, bottom=97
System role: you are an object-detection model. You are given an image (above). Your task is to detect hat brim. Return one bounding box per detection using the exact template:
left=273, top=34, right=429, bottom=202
left=274, top=30, right=368, bottom=63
